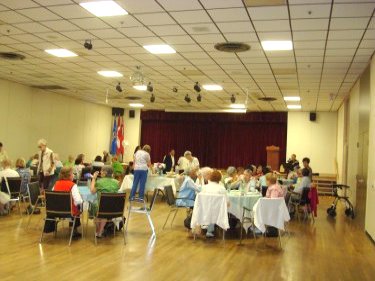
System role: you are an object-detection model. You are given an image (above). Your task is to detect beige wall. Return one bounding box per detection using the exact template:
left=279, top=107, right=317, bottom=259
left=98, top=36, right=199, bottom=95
left=287, top=112, right=337, bottom=175
left=123, top=109, right=141, bottom=163
left=366, top=56, right=375, bottom=239
left=336, top=104, right=346, bottom=184
left=0, top=78, right=112, bottom=163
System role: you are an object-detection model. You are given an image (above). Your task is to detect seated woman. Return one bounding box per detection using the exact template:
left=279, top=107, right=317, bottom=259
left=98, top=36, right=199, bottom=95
left=15, top=158, right=31, bottom=195
left=124, top=161, right=134, bottom=175
left=198, top=167, right=213, bottom=186
left=90, top=165, right=120, bottom=238
left=52, top=167, right=83, bottom=238
left=201, top=170, right=229, bottom=238
left=73, top=155, right=85, bottom=180
left=265, top=173, right=284, bottom=198
left=293, top=168, right=311, bottom=194
left=64, top=155, right=75, bottom=168
left=224, top=166, right=241, bottom=190
left=176, top=168, right=202, bottom=208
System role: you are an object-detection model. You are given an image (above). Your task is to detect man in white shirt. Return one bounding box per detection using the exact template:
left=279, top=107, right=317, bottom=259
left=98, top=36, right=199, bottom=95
left=177, top=151, right=200, bottom=172
left=37, top=139, right=55, bottom=191
left=0, top=158, right=20, bottom=183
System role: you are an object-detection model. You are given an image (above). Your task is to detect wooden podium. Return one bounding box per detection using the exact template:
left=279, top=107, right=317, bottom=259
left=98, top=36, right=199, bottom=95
left=266, top=145, right=280, bottom=171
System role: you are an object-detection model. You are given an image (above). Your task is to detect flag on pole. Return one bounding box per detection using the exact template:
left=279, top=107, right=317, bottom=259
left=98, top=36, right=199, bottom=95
left=110, top=115, right=117, bottom=155
left=116, top=116, right=124, bottom=156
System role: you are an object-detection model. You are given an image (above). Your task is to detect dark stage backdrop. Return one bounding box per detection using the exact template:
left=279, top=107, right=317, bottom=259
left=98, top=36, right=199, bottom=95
left=140, top=111, right=287, bottom=169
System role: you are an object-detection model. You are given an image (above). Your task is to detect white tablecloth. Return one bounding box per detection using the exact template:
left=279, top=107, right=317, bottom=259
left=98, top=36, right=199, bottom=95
left=119, top=174, right=176, bottom=194
left=253, top=197, right=290, bottom=233
left=190, top=193, right=229, bottom=230
left=228, top=191, right=262, bottom=230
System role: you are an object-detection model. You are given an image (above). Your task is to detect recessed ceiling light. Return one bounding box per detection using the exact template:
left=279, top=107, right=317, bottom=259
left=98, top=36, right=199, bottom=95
left=143, top=45, right=176, bottom=54
left=97, top=70, right=123, bottom=77
left=230, top=104, right=246, bottom=109
left=202, top=84, right=223, bottom=91
left=133, top=85, right=147, bottom=91
left=45, top=49, right=77, bottom=57
left=287, top=105, right=302, bottom=110
left=79, top=1, right=128, bottom=17
left=223, top=109, right=246, bottom=113
left=261, top=41, right=293, bottom=51
left=284, top=96, right=301, bottom=101
left=129, top=103, right=144, bottom=108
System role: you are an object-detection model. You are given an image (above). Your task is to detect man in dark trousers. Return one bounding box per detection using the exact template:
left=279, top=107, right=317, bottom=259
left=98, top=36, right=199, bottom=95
left=163, top=149, right=175, bottom=173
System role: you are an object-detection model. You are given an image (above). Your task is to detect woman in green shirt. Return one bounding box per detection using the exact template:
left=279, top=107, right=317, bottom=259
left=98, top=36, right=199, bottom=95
left=90, top=165, right=119, bottom=238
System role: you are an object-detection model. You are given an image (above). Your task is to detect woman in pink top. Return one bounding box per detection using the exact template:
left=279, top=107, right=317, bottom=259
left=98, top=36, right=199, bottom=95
left=265, top=173, right=284, bottom=198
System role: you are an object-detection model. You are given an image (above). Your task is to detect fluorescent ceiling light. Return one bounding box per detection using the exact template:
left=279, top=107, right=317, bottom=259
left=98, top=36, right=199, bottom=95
left=97, top=70, right=123, bottom=77
left=261, top=40, right=293, bottom=51
left=202, top=84, right=223, bottom=91
left=230, top=104, right=246, bottom=109
left=284, top=96, right=301, bottom=101
left=143, top=44, right=176, bottom=54
left=133, top=85, right=147, bottom=91
left=45, top=49, right=77, bottom=57
left=79, top=1, right=128, bottom=17
left=223, top=109, right=246, bottom=113
left=287, top=105, right=302, bottom=110
left=129, top=103, right=144, bottom=108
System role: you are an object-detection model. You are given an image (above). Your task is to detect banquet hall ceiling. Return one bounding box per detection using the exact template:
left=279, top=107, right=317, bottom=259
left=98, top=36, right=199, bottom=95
left=0, top=0, right=374, bottom=112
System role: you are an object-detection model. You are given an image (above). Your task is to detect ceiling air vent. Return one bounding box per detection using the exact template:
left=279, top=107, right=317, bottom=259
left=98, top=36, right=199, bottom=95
left=32, top=85, right=67, bottom=90
left=214, top=42, right=250, bottom=53
left=258, top=97, right=277, bottom=102
left=0, top=52, right=25, bottom=60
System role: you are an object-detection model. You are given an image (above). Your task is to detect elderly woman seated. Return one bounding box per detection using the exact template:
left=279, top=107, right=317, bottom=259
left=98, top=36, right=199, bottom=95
left=265, top=173, right=284, bottom=198
left=224, top=166, right=241, bottom=190
left=90, top=165, right=120, bottom=238
left=176, top=168, right=207, bottom=208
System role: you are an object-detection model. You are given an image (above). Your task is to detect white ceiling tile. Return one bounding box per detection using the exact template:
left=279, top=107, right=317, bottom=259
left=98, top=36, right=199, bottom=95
left=13, top=22, right=52, bottom=33
left=254, top=20, right=290, bottom=32
left=332, top=3, right=375, bottom=18
left=0, top=11, right=31, bottom=24
left=364, top=29, right=375, bottom=40
left=41, top=19, right=80, bottom=31
left=224, top=32, right=258, bottom=42
left=208, top=8, right=249, bottom=22
left=170, top=10, right=212, bottom=24
left=248, top=6, right=289, bottom=20
left=119, top=26, right=155, bottom=37
left=18, top=7, right=62, bottom=21
left=0, top=25, right=25, bottom=35
left=293, top=30, right=327, bottom=41
left=217, top=21, right=253, bottom=33
left=134, top=13, right=175, bottom=26
left=10, top=33, right=45, bottom=43
left=181, top=23, right=219, bottom=34
left=192, top=34, right=225, bottom=44
left=149, top=25, right=186, bottom=36
left=70, top=18, right=110, bottom=30
left=131, top=36, right=165, bottom=45
left=330, top=17, right=370, bottom=30
left=329, top=30, right=364, bottom=40
left=326, top=40, right=359, bottom=49
left=290, top=4, right=331, bottom=19
left=200, top=0, right=243, bottom=9
left=161, top=35, right=196, bottom=44
left=359, top=40, right=375, bottom=49
left=294, top=40, right=326, bottom=49
left=48, top=5, right=93, bottom=19
left=61, top=30, right=98, bottom=40
left=258, top=32, right=291, bottom=41
left=292, top=19, right=329, bottom=31
left=118, top=0, right=164, bottom=13
left=1, top=0, right=39, bottom=9
left=101, top=15, right=141, bottom=28
left=157, top=0, right=201, bottom=11
left=33, top=0, right=73, bottom=5
left=89, top=29, right=125, bottom=39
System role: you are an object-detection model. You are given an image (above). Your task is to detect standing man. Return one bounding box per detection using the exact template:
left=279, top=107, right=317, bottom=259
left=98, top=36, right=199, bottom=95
left=302, top=157, right=313, bottom=180
left=37, top=139, right=55, bottom=191
left=0, top=142, right=8, bottom=169
left=163, top=149, right=175, bottom=173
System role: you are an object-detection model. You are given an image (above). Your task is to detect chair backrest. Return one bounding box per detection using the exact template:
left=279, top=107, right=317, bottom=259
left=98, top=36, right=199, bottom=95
left=27, top=181, right=41, bottom=206
left=45, top=191, right=72, bottom=218
left=300, top=187, right=311, bottom=204
left=97, top=193, right=126, bottom=219
left=5, top=177, right=22, bottom=197
left=149, top=188, right=159, bottom=211
left=164, top=185, right=175, bottom=206
left=256, top=197, right=290, bottom=229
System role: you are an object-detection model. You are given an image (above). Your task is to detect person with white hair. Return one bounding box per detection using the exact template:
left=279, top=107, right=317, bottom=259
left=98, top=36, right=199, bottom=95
left=177, top=151, right=200, bottom=173
left=37, top=139, right=55, bottom=191
left=176, top=168, right=202, bottom=208
left=224, top=166, right=241, bottom=190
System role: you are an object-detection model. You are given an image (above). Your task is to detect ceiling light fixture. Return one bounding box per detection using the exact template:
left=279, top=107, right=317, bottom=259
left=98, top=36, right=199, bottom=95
left=143, top=44, right=176, bottom=54
left=150, top=93, right=155, bottom=103
left=230, top=94, right=236, bottom=103
left=98, top=70, right=123, bottom=77
left=203, top=84, right=223, bottom=91
left=194, top=82, right=201, bottom=92
left=284, top=96, right=300, bottom=101
left=261, top=40, right=293, bottom=51
left=129, top=103, right=144, bottom=108
left=116, top=82, right=122, bottom=93
left=84, top=39, right=93, bottom=50
left=45, top=49, right=77, bottom=57
left=172, top=87, right=178, bottom=93
left=197, top=94, right=202, bottom=102
left=223, top=109, right=246, bottom=113
left=80, top=1, right=128, bottom=17
left=287, top=104, right=302, bottom=110
left=230, top=104, right=245, bottom=109
left=184, top=94, right=191, bottom=103
left=147, top=82, right=153, bottom=92
left=133, top=85, right=147, bottom=91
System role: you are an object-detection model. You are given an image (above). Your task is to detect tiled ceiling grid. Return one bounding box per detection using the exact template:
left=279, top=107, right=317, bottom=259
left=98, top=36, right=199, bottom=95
left=0, top=0, right=374, bottom=112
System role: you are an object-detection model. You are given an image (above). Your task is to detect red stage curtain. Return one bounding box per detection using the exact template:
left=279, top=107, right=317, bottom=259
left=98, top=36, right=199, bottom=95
left=140, top=111, right=287, bottom=169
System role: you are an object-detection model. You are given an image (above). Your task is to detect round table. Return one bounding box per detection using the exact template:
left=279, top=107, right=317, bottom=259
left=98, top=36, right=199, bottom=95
left=119, top=174, right=177, bottom=193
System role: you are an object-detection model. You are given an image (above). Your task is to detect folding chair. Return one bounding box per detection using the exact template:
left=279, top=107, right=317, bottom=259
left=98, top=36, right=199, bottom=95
left=126, top=188, right=158, bottom=237
left=26, top=182, right=45, bottom=229
left=40, top=191, right=80, bottom=246
left=239, top=206, right=256, bottom=245
left=94, top=193, right=127, bottom=245
left=2, top=177, right=22, bottom=215
left=162, top=185, right=193, bottom=229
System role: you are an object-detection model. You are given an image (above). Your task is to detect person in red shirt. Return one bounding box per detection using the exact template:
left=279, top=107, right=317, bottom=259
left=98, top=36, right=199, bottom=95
left=53, top=167, right=83, bottom=238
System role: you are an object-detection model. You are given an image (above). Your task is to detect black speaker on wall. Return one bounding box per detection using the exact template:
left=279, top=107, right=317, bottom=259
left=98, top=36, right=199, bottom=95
left=129, top=110, right=135, bottom=118
left=310, top=112, right=317, bottom=121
